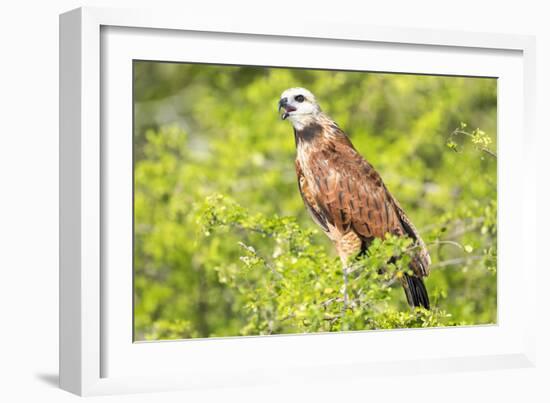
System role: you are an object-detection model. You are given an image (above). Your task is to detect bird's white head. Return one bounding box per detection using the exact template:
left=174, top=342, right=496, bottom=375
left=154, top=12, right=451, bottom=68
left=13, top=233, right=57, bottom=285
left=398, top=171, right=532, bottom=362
left=278, top=87, right=322, bottom=130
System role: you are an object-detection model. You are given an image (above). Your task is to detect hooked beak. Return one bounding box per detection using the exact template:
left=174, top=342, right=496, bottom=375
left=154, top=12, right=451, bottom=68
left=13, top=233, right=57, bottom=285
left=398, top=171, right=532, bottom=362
left=278, top=98, right=296, bottom=120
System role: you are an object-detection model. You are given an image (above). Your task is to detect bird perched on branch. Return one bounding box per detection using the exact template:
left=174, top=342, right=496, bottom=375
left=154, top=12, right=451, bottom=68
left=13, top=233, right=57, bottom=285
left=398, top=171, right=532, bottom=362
left=279, top=87, right=430, bottom=309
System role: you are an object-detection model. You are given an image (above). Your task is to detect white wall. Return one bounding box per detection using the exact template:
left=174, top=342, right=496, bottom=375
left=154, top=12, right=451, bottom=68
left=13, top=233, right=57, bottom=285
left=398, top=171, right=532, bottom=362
left=1, top=1, right=548, bottom=401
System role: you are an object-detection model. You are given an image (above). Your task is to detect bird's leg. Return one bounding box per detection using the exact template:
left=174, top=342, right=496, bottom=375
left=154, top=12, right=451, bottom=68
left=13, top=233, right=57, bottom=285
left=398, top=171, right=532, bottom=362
left=342, top=264, right=349, bottom=313
left=337, top=233, right=362, bottom=324
left=341, top=257, right=350, bottom=326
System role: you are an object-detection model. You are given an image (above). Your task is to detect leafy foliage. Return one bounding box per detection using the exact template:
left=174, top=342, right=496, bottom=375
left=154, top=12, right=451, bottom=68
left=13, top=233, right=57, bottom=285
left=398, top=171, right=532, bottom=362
left=196, top=194, right=450, bottom=334
left=133, top=62, right=497, bottom=340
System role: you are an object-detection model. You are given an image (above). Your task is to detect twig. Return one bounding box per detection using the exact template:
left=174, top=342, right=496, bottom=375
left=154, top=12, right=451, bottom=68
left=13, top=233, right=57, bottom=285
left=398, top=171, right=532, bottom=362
left=237, top=242, right=283, bottom=279
left=404, top=239, right=466, bottom=255
left=479, top=147, right=497, bottom=159
left=450, top=129, right=497, bottom=159
left=233, top=223, right=273, bottom=238
left=323, top=314, right=341, bottom=325
left=346, top=260, right=368, bottom=275
left=342, top=265, right=349, bottom=316
left=320, top=297, right=341, bottom=307
left=431, top=255, right=485, bottom=269
left=418, top=216, right=484, bottom=234
left=430, top=240, right=466, bottom=250
left=383, top=275, right=399, bottom=287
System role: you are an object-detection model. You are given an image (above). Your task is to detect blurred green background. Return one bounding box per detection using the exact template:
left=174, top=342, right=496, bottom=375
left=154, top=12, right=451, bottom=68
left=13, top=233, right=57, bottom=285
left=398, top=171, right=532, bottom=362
left=133, top=61, right=497, bottom=341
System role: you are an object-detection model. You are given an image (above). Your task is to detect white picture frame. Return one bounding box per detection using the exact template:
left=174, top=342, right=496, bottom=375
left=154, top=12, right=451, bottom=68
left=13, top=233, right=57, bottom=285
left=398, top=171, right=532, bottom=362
left=59, top=6, right=537, bottom=396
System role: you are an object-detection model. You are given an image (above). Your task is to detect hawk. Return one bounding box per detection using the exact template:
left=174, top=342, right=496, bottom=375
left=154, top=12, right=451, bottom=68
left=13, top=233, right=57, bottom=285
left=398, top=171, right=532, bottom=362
left=279, top=87, right=430, bottom=309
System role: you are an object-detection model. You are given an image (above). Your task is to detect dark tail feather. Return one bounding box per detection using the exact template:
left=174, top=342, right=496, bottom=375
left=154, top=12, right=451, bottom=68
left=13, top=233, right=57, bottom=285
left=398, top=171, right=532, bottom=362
left=402, top=274, right=430, bottom=310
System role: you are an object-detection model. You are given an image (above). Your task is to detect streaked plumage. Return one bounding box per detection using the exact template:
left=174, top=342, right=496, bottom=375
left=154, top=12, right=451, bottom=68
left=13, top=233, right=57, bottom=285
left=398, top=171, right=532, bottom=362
left=279, top=87, right=430, bottom=309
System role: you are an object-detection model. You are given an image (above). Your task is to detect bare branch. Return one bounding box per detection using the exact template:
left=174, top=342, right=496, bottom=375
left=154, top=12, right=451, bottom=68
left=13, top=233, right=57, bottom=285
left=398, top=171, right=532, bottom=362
left=431, top=255, right=485, bottom=269
left=430, top=240, right=466, bottom=250
left=479, top=147, right=497, bottom=159
left=418, top=216, right=484, bottom=234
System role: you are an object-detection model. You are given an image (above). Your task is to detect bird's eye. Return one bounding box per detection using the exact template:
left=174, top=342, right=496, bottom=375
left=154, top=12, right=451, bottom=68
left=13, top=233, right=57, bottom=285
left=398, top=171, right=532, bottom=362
left=295, top=95, right=305, bottom=103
